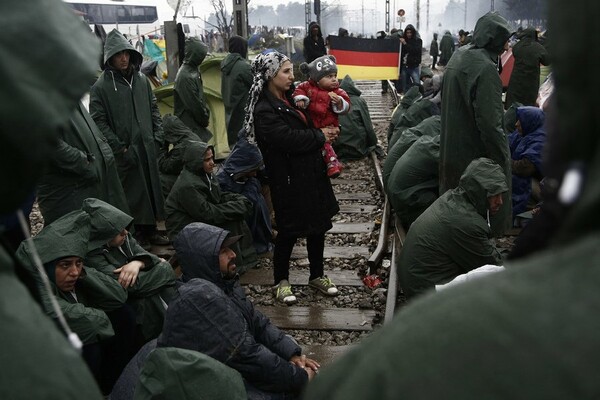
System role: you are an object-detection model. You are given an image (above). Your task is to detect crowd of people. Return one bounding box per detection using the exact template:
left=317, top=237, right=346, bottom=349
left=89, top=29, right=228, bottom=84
left=3, top=0, right=594, bottom=398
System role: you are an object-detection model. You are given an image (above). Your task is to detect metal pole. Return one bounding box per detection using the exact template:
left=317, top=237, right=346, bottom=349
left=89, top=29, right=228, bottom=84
left=491, top=0, right=495, bottom=11
left=426, top=0, right=430, bottom=32
left=464, top=0, right=467, bottom=28
left=416, top=0, right=420, bottom=31
left=385, top=0, right=390, bottom=33
left=361, top=0, right=364, bottom=36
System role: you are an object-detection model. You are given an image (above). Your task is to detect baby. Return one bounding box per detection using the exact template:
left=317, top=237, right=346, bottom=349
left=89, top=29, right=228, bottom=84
left=293, top=55, right=350, bottom=178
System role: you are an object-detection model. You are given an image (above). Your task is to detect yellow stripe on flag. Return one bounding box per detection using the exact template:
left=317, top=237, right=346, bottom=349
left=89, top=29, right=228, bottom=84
left=337, top=65, right=399, bottom=80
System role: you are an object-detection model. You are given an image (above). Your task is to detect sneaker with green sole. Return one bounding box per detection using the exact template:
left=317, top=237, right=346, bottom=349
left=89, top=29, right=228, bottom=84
left=273, top=279, right=297, bottom=304
left=308, top=276, right=339, bottom=296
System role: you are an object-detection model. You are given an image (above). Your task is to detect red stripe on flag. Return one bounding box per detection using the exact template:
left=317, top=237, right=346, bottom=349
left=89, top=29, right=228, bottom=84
left=330, top=49, right=399, bottom=68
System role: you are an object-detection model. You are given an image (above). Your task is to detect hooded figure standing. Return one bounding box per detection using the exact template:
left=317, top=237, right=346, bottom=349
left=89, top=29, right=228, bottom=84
left=162, top=222, right=318, bottom=399
left=174, top=37, right=212, bottom=142
left=439, top=12, right=514, bottom=236
left=89, top=28, right=167, bottom=247
left=303, top=21, right=327, bottom=63
left=221, top=35, right=252, bottom=147
left=438, top=30, right=455, bottom=66
left=506, top=27, right=550, bottom=107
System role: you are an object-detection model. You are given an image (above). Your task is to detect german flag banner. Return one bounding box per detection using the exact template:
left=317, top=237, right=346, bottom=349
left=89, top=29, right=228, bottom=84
left=328, top=35, right=401, bottom=80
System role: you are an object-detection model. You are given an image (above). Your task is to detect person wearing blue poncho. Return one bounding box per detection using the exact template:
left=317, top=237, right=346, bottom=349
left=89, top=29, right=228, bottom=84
left=509, top=106, right=546, bottom=218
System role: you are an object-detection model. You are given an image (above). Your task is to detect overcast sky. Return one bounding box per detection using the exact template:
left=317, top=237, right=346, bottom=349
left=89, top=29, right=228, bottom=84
left=181, top=0, right=453, bottom=35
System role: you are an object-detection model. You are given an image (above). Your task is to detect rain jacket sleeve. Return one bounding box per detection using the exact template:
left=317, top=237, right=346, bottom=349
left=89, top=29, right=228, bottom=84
left=58, top=267, right=127, bottom=344
left=150, top=90, right=165, bottom=147
left=89, top=86, right=127, bottom=153
left=57, top=295, right=115, bottom=345
left=174, top=179, right=251, bottom=226
left=473, top=66, right=510, bottom=168
left=50, top=138, right=99, bottom=181
left=447, top=219, right=503, bottom=271
left=177, top=73, right=210, bottom=128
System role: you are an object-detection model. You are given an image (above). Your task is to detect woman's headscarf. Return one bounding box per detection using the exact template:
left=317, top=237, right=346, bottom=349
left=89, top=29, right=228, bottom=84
left=243, top=51, right=290, bottom=145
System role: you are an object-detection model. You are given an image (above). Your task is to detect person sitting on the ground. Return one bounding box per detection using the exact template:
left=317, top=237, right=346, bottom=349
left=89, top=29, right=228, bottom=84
left=384, top=115, right=441, bottom=187
left=509, top=106, right=546, bottom=220
left=387, top=86, right=422, bottom=141
left=216, top=134, right=274, bottom=256
left=387, top=134, right=441, bottom=229
left=388, top=89, right=440, bottom=150
left=333, top=74, right=379, bottom=161
left=82, top=198, right=177, bottom=342
left=397, top=157, right=507, bottom=299
left=294, top=55, right=350, bottom=178
left=158, top=114, right=199, bottom=198
left=162, top=222, right=319, bottom=399
left=165, top=141, right=258, bottom=272
left=16, top=210, right=135, bottom=395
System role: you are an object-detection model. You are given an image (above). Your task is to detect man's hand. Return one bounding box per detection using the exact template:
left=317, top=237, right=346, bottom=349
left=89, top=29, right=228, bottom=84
left=114, top=260, right=144, bottom=288
left=290, top=354, right=320, bottom=372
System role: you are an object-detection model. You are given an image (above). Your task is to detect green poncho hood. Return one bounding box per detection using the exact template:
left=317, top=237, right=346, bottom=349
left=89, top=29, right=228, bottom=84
left=472, top=12, right=514, bottom=55
left=17, top=210, right=91, bottom=267
left=103, top=28, right=143, bottom=69
left=458, top=157, right=508, bottom=217
left=134, top=347, right=247, bottom=400
left=183, top=37, right=208, bottom=68
left=82, top=197, right=133, bottom=250
left=163, top=114, right=198, bottom=144
left=0, top=0, right=99, bottom=213
left=183, top=141, right=212, bottom=175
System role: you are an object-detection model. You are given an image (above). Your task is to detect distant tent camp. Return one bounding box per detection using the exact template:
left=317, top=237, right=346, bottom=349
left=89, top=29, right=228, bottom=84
left=154, top=56, right=230, bottom=160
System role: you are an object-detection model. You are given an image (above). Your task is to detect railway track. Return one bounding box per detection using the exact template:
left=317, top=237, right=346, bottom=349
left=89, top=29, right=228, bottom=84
left=148, top=80, right=399, bottom=366
left=238, top=80, right=398, bottom=365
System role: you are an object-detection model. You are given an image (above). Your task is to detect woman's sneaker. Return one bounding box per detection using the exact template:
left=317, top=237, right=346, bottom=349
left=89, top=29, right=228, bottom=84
left=273, top=280, right=297, bottom=304
left=309, top=276, right=339, bottom=296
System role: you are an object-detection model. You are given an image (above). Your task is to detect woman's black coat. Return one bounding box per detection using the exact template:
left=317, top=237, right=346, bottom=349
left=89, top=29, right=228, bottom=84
left=254, top=90, right=339, bottom=237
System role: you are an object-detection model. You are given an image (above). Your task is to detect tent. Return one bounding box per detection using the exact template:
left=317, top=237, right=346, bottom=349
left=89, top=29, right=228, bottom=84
left=154, top=56, right=230, bottom=160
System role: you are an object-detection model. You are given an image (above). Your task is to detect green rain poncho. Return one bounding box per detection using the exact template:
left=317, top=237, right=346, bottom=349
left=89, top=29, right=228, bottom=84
left=383, top=115, right=440, bottom=187
left=90, top=29, right=166, bottom=225
left=37, top=102, right=129, bottom=225
left=133, top=347, right=247, bottom=400
left=165, top=141, right=257, bottom=271
left=83, top=198, right=176, bottom=340
left=386, top=86, right=422, bottom=141
left=221, top=36, right=252, bottom=147
left=439, top=12, right=514, bottom=236
left=506, top=27, right=551, bottom=107
left=333, top=75, right=378, bottom=160
left=398, top=157, right=506, bottom=298
left=16, top=211, right=127, bottom=345
left=174, top=37, right=212, bottom=142
left=0, top=1, right=104, bottom=397
left=303, top=4, right=600, bottom=397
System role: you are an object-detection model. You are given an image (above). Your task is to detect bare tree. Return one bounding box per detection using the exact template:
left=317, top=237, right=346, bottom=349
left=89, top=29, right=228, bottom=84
left=204, top=0, right=234, bottom=50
